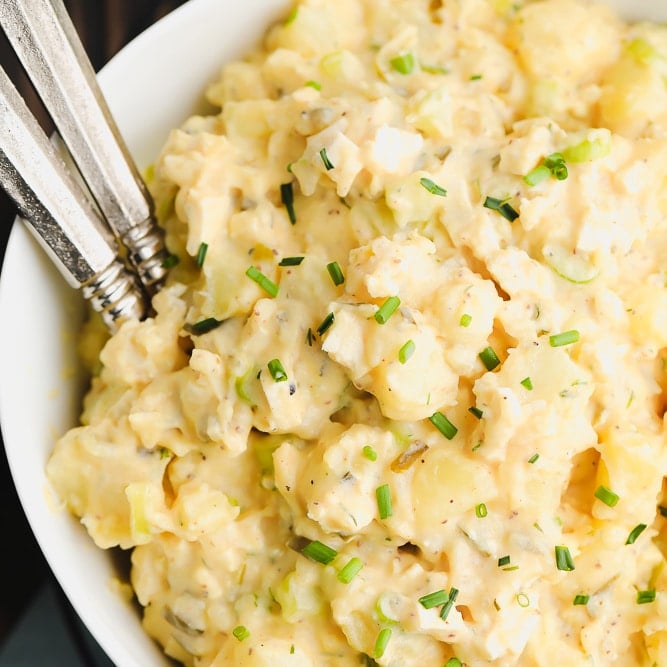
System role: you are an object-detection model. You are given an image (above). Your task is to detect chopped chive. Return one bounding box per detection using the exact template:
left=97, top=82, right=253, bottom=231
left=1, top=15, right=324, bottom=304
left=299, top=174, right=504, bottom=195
left=373, top=628, right=392, bottom=659
left=327, top=261, right=345, bottom=286
left=626, top=523, right=647, bottom=545
left=232, top=625, right=250, bottom=641
left=594, top=485, right=620, bottom=508
left=421, top=63, right=450, bottom=75
left=498, top=555, right=511, bottom=568
left=398, top=340, right=416, bottom=364
left=479, top=346, right=501, bottom=371
left=483, top=196, right=519, bottom=222
left=544, top=153, right=568, bottom=180
left=161, top=253, right=179, bottom=269
left=475, top=503, right=488, bottom=518
left=524, top=153, right=568, bottom=186
left=429, top=411, right=458, bottom=440
left=305, top=79, right=321, bottom=90
left=659, top=505, right=667, bottom=517
left=555, top=545, right=575, bottom=571
left=279, top=256, right=304, bottom=266
left=470, top=73, right=483, bottom=80
left=374, top=296, right=401, bottom=324
left=468, top=406, right=483, bottom=419
left=549, top=330, right=580, bottom=347
left=337, top=557, right=363, bottom=583
left=573, top=594, right=589, bottom=606
left=316, top=312, right=335, bottom=336
left=301, top=540, right=338, bottom=564
left=376, top=484, right=393, bottom=520
left=305, top=327, right=315, bottom=346
left=185, top=317, right=224, bottom=336
left=445, top=659, right=462, bottom=667
left=459, top=313, right=472, bottom=327
left=520, top=377, right=533, bottom=390
left=418, top=589, right=449, bottom=609
left=516, top=593, right=530, bottom=607
left=439, top=588, right=458, bottom=621
left=280, top=182, right=297, bottom=224
left=267, top=358, right=288, bottom=382
left=637, top=589, right=656, bottom=604
left=528, top=453, right=540, bottom=464
left=362, top=445, right=377, bottom=461
left=320, top=147, right=334, bottom=170
left=389, top=52, right=415, bottom=74
left=246, top=266, right=279, bottom=297
left=419, top=177, right=447, bottom=197
left=195, top=242, right=208, bottom=268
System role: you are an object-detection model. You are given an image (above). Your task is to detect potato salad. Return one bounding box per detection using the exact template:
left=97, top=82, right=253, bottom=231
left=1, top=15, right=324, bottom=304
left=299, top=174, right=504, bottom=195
left=47, top=0, right=667, bottom=664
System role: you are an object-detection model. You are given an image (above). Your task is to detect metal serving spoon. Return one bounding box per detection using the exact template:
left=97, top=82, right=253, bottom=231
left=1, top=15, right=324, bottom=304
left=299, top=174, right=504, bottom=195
left=0, top=0, right=169, bottom=330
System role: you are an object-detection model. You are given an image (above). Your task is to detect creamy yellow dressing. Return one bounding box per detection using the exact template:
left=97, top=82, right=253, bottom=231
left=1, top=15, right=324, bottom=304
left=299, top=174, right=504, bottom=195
left=48, top=0, right=667, bottom=664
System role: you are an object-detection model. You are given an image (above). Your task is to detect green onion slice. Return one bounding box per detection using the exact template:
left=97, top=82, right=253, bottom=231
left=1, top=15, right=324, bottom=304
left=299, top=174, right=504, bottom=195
left=637, top=589, right=656, bottom=604
left=320, top=147, right=335, bottom=170
left=362, top=445, right=377, bottom=461
left=555, top=545, right=575, bottom=571
left=418, top=589, right=449, bottom=609
left=626, top=523, right=647, bottom=545
left=305, top=80, right=322, bottom=90
left=594, top=485, right=620, bottom=508
left=498, top=555, right=511, bottom=568
left=195, top=242, right=208, bottom=268
left=573, top=594, right=589, bottom=606
left=390, top=52, right=415, bottom=74
left=267, top=358, right=288, bottom=382
left=232, top=625, right=250, bottom=641
left=475, top=503, right=488, bottom=518
left=549, top=330, right=580, bottom=347
left=520, top=377, right=533, bottom=390
left=301, top=540, right=338, bottom=565
left=327, top=261, right=345, bottom=286
left=374, top=296, right=401, bottom=324
left=398, top=340, right=416, bottom=364
left=374, top=628, right=392, bottom=659
left=483, top=196, right=519, bottom=222
left=460, top=313, right=472, bottom=327
left=280, top=182, right=297, bottom=224
left=246, top=266, right=279, bottom=297
left=429, top=411, right=458, bottom=440
left=376, top=484, right=393, bottom=520
left=337, top=557, right=363, bottom=584
left=524, top=164, right=550, bottom=186
left=316, top=312, right=335, bottom=336
left=528, top=453, right=540, bottom=464
left=516, top=593, right=530, bottom=607
left=479, top=346, right=501, bottom=371
left=445, top=659, right=462, bottom=667
left=279, top=256, right=304, bottom=266
left=185, top=317, right=224, bottom=336
left=419, top=177, right=447, bottom=197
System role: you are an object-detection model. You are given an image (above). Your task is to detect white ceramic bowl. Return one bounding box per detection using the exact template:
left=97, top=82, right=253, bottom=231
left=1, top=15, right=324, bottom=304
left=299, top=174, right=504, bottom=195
left=1, top=0, right=666, bottom=665
left=0, top=0, right=287, bottom=664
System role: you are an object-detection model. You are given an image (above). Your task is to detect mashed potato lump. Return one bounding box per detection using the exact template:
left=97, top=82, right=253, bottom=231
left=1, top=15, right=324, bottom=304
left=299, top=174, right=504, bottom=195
left=48, top=0, right=667, bottom=664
